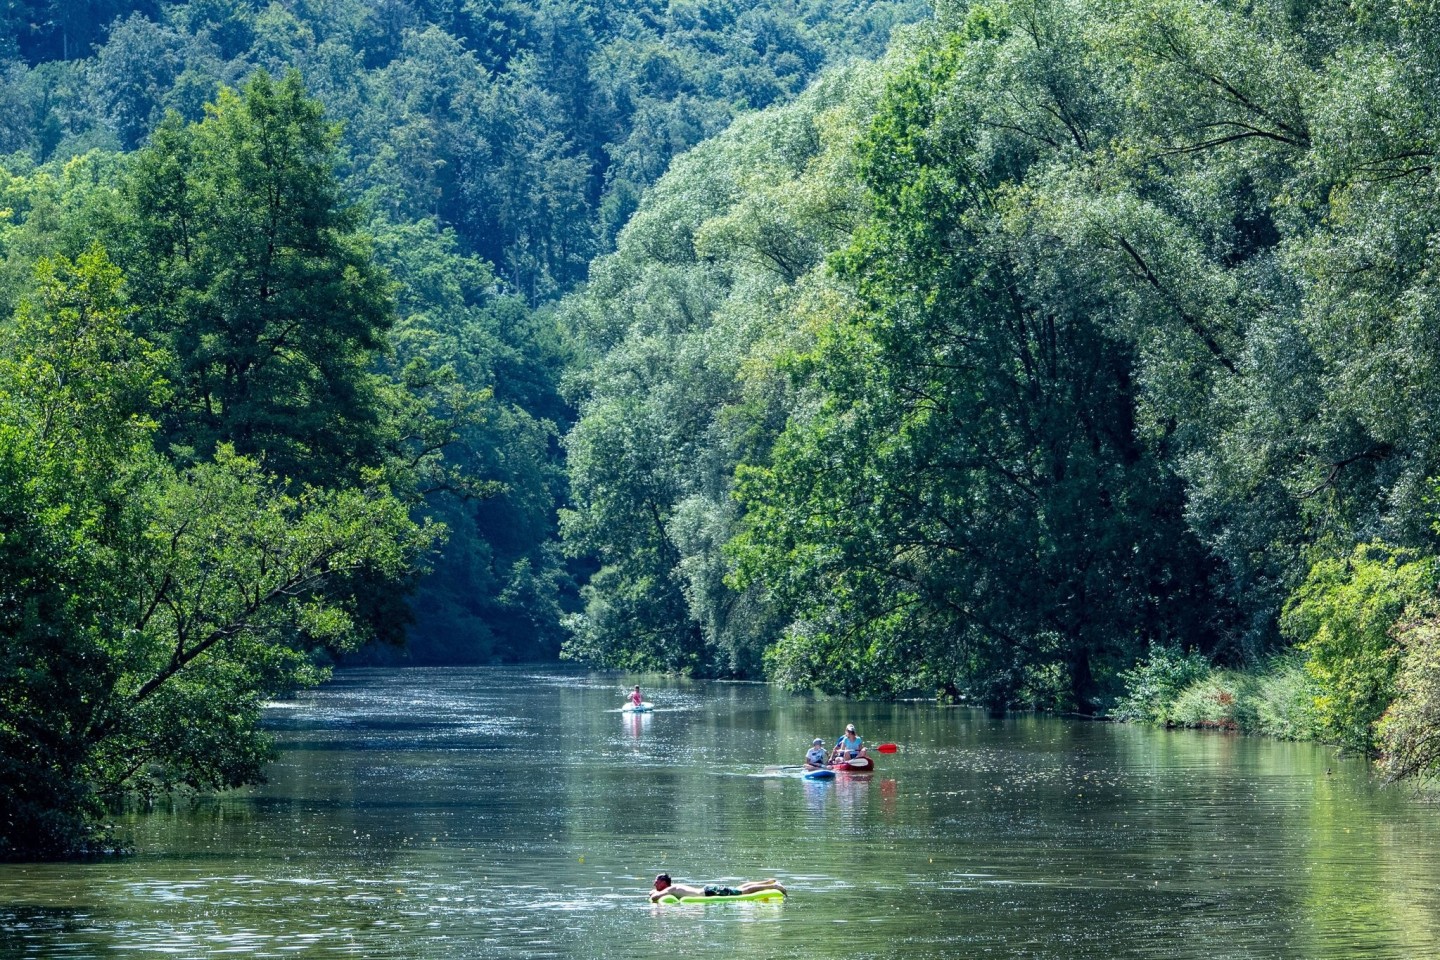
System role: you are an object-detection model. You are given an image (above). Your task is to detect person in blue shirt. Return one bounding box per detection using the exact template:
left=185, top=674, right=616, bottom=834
left=833, top=724, right=865, bottom=761
left=805, top=738, right=828, bottom=767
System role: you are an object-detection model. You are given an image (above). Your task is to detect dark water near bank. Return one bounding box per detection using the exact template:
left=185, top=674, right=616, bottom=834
left=2, top=667, right=1437, bottom=958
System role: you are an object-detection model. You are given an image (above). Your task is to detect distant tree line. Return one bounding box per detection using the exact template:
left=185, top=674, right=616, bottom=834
left=1, top=0, right=921, bottom=296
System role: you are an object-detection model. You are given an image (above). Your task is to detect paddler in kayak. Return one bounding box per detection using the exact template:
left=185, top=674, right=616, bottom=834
left=649, top=874, right=786, bottom=902
left=629, top=685, right=643, bottom=707
left=833, top=723, right=866, bottom=762
left=805, top=738, right=828, bottom=767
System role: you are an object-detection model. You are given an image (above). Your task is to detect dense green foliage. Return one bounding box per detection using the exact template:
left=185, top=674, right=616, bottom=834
left=0, top=243, right=436, bottom=857
left=1110, top=646, right=1214, bottom=725
left=560, top=0, right=1440, bottom=759
left=114, top=71, right=391, bottom=483
left=0, top=0, right=924, bottom=295
left=1282, top=543, right=1437, bottom=752
left=1378, top=610, right=1440, bottom=781
left=16, top=0, right=1440, bottom=859
left=1109, top=649, right=1321, bottom=739
left=0, top=0, right=934, bottom=855
left=733, top=23, right=1229, bottom=709
left=558, top=59, right=893, bottom=677
left=0, top=0, right=925, bottom=667
left=0, top=76, right=450, bottom=858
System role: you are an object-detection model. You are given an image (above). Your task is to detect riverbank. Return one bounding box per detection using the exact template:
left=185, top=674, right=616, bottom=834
left=1109, top=648, right=1327, bottom=743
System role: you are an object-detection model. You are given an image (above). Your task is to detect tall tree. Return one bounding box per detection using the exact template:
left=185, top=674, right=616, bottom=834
left=0, top=247, right=436, bottom=859
left=112, top=68, right=393, bottom=488
left=558, top=61, right=892, bottom=675
left=733, top=16, right=1222, bottom=707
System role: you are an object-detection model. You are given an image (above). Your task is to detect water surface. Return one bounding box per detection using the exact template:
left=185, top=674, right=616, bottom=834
left=2, top=667, right=1436, bottom=958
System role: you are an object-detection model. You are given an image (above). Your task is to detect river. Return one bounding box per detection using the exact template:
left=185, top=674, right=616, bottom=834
left=1, top=666, right=1437, bottom=958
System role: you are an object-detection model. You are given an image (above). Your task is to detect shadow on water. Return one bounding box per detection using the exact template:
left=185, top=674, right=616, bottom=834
left=276, top=739, right=518, bottom=752
left=1, top=907, right=97, bottom=954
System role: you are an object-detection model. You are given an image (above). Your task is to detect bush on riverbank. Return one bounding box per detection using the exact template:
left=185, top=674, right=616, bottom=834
left=1279, top=544, right=1437, bottom=754
left=1378, top=612, right=1440, bottom=781
left=1112, top=543, right=1440, bottom=759
left=1110, top=649, right=1322, bottom=741
left=1250, top=662, right=1325, bottom=742
left=1109, top=646, right=1211, bottom=725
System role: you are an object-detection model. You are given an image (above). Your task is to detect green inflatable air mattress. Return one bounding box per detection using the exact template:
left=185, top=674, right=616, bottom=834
left=657, top=889, right=785, bottom=904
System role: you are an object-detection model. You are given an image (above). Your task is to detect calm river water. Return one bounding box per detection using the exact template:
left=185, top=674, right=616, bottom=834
left=2, top=667, right=1438, bottom=958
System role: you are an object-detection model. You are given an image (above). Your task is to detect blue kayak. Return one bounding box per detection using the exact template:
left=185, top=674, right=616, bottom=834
left=802, top=768, right=836, bottom=780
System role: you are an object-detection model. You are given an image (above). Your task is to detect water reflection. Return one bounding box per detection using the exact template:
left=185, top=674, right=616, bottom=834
left=622, top=710, right=651, bottom=742
left=0, top=667, right=1435, bottom=959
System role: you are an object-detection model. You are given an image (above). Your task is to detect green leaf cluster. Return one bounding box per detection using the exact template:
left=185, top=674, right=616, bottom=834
left=1378, top=609, right=1440, bottom=781
left=1283, top=543, right=1437, bottom=753
left=1110, top=646, right=1213, bottom=724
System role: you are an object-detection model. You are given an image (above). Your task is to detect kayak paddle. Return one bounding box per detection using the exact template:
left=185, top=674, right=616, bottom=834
left=876, top=743, right=898, bottom=753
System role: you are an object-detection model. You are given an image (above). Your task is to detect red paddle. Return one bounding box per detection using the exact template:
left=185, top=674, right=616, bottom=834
left=876, top=743, right=897, bottom=753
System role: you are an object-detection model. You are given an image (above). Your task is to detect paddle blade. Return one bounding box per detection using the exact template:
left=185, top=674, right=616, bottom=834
left=876, top=743, right=898, bottom=753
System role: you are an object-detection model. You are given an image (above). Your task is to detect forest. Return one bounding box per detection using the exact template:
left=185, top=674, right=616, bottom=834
left=7, top=0, right=1440, bottom=858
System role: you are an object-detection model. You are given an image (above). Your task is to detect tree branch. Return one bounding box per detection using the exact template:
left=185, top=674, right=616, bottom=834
left=1113, top=236, right=1238, bottom=375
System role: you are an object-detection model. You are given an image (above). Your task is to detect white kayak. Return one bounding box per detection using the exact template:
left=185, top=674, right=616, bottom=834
left=621, top=701, right=654, bottom=713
